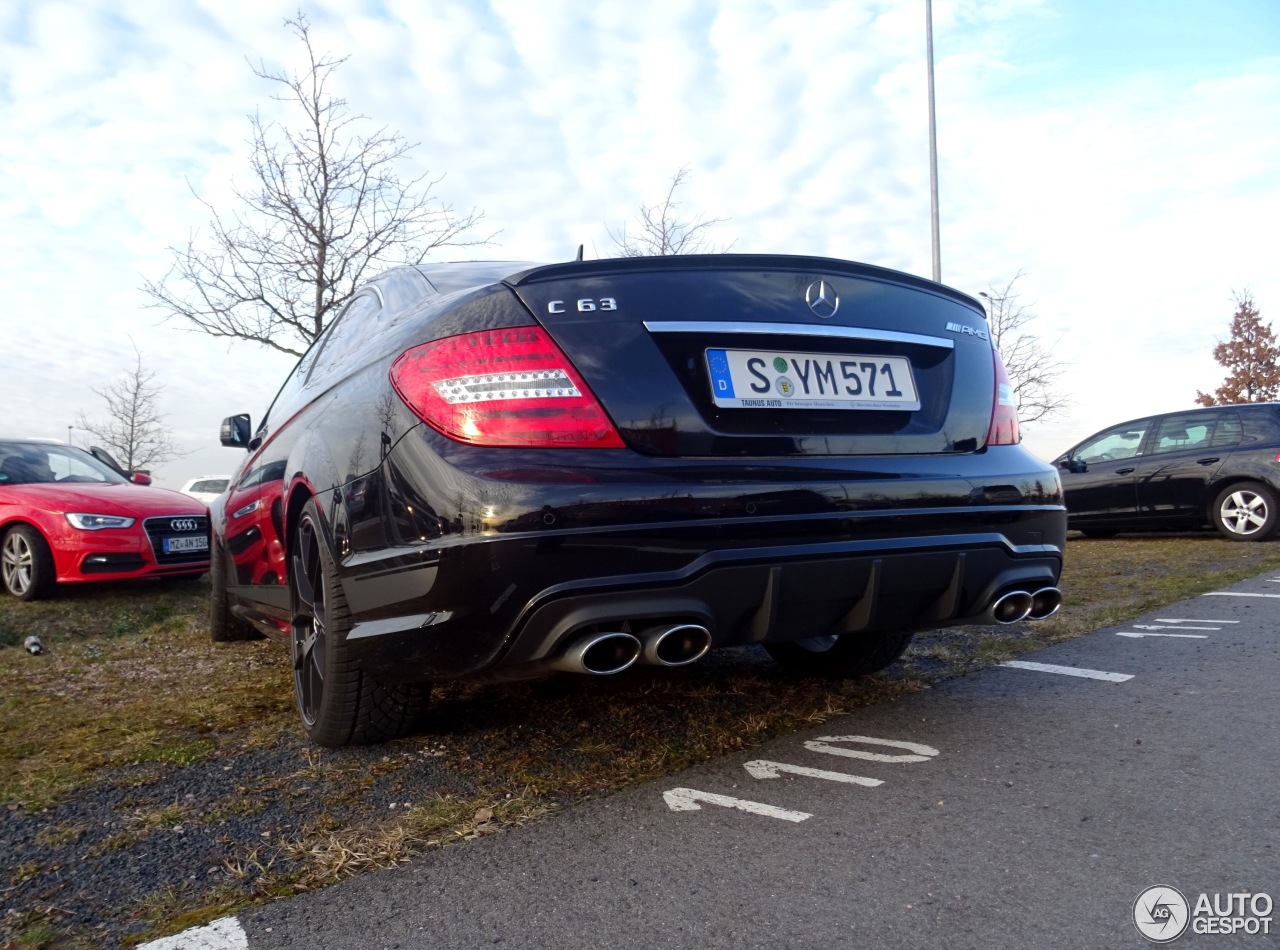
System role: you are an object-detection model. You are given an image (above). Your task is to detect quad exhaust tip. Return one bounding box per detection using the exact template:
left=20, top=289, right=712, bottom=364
left=638, top=623, right=713, bottom=667
left=989, top=590, right=1034, bottom=625
left=548, top=631, right=642, bottom=675
left=1029, top=587, right=1063, bottom=620
left=985, top=587, right=1062, bottom=624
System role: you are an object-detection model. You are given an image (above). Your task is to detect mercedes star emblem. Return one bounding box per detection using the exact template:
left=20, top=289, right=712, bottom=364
left=805, top=280, right=839, bottom=318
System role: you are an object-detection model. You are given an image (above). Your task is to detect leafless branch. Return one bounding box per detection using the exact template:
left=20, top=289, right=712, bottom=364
left=980, top=272, right=1071, bottom=425
left=75, top=343, right=184, bottom=473
left=142, top=13, right=496, bottom=356
left=608, top=166, right=734, bottom=257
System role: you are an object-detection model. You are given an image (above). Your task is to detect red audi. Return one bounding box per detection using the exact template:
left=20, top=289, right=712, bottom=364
left=0, top=440, right=210, bottom=600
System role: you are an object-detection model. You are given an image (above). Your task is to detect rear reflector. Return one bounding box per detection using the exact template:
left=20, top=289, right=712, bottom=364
left=985, top=347, right=1021, bottom=446
left=390, top=327, right=625, bottom=448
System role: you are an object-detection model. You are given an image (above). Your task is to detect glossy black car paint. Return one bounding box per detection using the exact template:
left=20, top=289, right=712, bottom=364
left=1056, top=403, right=1280, bottom=536
left=212, top=256, right=1065, bottom=696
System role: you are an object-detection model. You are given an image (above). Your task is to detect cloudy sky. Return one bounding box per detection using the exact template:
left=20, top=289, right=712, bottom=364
left=1, top=0, right=1277, bottom=488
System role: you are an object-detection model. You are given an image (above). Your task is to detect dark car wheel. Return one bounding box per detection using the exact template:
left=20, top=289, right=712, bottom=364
left=1, top=525, right=56, bottom=601
left=290, top=498, right=430, bottom=746
left=765, top=629, right=915, bottom=677
left=1211, top=482, right=1279, bottom=541
left=209, top=536, right=263, bottom=642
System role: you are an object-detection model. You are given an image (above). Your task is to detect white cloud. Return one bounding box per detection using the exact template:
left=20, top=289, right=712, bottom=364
left=1, top=0, right=1277, bottom=485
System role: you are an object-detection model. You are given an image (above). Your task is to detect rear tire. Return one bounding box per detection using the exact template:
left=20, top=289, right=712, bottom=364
left=2, top=525, right=56, bottom=601
left=765, top=629, right=915, bottom=677
left=1079, top=527, right=1119, bottom=539
left=290, top=497, right=430, bottom=746
left=209, top=535, right=262, bottom=641
left=1210, top=481, right=1279, bottom=541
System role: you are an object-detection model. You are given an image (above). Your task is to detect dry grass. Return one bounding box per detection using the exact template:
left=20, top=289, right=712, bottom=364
left=0, top=580, right=293, bottom=808
left=5, top=532, right=1280, bottom=945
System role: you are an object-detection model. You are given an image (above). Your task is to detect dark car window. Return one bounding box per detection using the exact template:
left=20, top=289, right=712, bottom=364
left=1149, top=414, right=1214, bottom=455
left=0, top=443, right=127, bottom=485
left=257, top=326, right=336, bottom=437
left=309, top=292, right=383, bottom=386
left=1075, top=421, right=1151, bottom=464
left=1211, top=411, right=1243, bottom=448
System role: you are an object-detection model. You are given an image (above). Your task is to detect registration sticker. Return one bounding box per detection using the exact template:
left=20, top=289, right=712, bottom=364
left=706, top=349, right=920, bottom=410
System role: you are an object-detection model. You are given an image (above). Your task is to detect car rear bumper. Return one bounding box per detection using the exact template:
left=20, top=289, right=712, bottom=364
left=333, top=438, right=1066, bottom=682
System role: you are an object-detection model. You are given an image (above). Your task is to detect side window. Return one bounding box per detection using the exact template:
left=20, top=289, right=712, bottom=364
left=1211, top=411, right=1243, bottom=448
left=1075, top=421, right=1151, bottom=464
left=309, top=292, right=383, bottom=387
left=1149, top=413, right=1214, bottom=455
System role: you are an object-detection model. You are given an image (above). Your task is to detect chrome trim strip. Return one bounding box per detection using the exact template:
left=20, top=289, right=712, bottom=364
left=642, top=320, right=954, bottom=350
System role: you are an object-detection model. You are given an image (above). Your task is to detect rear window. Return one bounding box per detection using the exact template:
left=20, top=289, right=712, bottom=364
left=191, top=479, right=229, bottom=494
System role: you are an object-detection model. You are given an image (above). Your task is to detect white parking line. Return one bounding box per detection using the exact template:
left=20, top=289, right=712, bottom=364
left=663, top=788, right=812, bottom=822
left=1204, top=592, right=1280, bottom=599
left=999, top=660, right=1133, bottom=682
left=1133, top=624, right=1220, bottom=631
left=1117, top=631, right=1209, bottom=639
left=137, top=917, right=247, bottom=950
left=1155, top=618, right=1238, bottom=623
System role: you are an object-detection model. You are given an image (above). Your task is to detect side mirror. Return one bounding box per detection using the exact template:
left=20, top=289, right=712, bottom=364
left=130, top=472, right=152, bottom=486
left=221, top=414, right=252, bottom=449
left=1061, top=458, right=1086, bottom=474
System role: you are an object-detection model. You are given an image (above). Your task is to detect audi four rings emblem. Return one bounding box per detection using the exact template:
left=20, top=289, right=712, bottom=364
left=805, top=280, right=839, bottom=318
left=170, top=519, right=199, bottom=532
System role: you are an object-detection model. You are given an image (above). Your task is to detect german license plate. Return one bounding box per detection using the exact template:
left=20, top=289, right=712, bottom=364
left=163, top=535, right=209, bottom=554
left=706, top=349, right=920, bottom=410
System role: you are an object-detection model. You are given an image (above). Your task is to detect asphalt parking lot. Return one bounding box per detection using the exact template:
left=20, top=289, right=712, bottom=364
left=148, top=574, right=1280, bottom=949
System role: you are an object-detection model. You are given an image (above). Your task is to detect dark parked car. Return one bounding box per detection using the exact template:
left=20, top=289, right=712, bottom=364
left=210, top=255, right=1066, bottom=746
left=1056, top=403, right=1280, bottom=540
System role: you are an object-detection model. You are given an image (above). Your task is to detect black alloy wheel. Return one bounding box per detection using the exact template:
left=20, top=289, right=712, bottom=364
left=289, top=497, right=430, bottom=746
left=1211, top=481, right=1279, bottom=542
left=1, top=525, right=55, bottom=601
left=764, top=628, right=915, bottom=677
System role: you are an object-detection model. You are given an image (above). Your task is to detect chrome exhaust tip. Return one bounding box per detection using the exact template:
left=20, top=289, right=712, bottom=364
left=638, top=623, right=713, bottom=667
left=547, top=632, right=642, bottom=675
left=1028, top=587, right=1063, bottom=620
left=989, top=590, right=1034, bottom=625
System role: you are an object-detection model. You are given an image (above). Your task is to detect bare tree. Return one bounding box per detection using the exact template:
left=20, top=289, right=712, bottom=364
left=76, top=345, right=182, bottom=474
left=1195, top=293, right=1278, bottom=406
left=609, top=166, right=733, bottom=257
left=979, top=273, right=1070, bottom=425
left=143, top=14, right=493, bottom=358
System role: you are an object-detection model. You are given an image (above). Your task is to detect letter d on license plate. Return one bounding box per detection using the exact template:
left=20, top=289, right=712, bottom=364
left=706, top=349, right=920, bottom=410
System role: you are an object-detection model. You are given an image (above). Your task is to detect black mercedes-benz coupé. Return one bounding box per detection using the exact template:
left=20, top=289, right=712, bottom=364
left=211, top=255, right=1066, bottom=746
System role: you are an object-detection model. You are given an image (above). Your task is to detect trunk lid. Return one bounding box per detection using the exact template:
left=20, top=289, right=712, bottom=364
left=506, top=255, right=994, bottom=457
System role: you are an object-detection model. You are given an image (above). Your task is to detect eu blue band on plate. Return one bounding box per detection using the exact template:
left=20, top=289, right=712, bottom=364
left=706, top=349, right=735, bottom=398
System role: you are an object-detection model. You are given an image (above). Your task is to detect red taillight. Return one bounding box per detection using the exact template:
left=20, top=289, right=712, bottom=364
left=985, top=348, right=1021, bottom=446
left=389, top=327, right=625, bottom=448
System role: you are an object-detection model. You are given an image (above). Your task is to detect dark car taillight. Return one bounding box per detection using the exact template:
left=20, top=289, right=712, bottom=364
left=985, top=348, right=1021, bottom=446
left=390, top=327, right=625, bottom=448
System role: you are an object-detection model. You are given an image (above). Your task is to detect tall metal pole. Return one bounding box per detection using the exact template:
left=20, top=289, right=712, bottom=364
left=926, top=0, right=941, bottom=282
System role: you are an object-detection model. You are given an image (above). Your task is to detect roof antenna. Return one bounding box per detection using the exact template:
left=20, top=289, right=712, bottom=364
left=575, top=244, right=584, bottom=262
